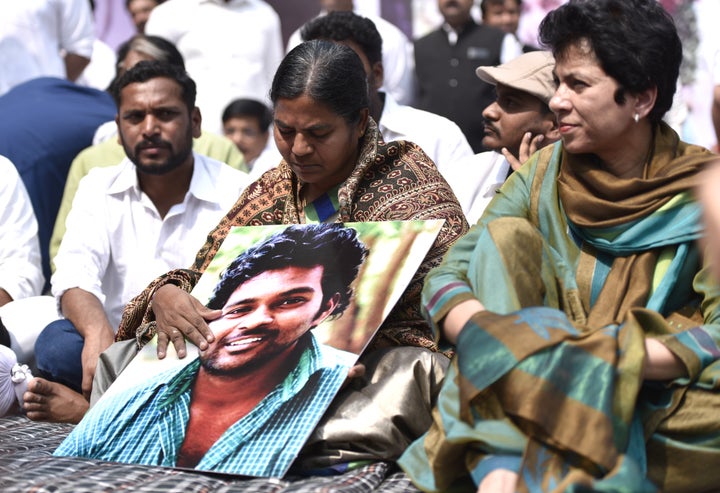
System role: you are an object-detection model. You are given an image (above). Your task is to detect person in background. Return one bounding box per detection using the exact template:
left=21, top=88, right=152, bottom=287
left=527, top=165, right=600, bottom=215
left=0, top=156, right=47, bottom=369
left=0, top=1, right=94, bottom=96
left=0, top=156, right=44, bottom=309
left=400, top=0, right=720, bottom=491
left=23, top=61, right=248, bottom=424
left=444, top=50, right=559, bottom=224
left=144, top=0, right=284, bottom=135
left=126, top=0, right=164, bottom=33
left=301, top=11, right=474, bottom=178
left=287, top=0, right=416, bottom=106
left=222, top=98, right=281, bottom=181
left=50, top=34, right=246, bottom=268
left=414, top=0, right=523, bottom=153
left=480, top=0, right=536, bottom=53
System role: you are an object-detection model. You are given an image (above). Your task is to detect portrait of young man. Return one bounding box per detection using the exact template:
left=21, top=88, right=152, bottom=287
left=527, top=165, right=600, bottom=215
left=54, top=223, right=369, bottom=477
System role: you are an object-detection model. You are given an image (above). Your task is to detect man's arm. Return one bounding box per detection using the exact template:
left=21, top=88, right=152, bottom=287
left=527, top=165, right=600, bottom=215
left=60, top=288, right=116, bottom=399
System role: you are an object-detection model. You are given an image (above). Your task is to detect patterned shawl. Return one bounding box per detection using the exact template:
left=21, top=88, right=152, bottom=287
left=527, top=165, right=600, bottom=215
left=116, top=118, right=468, bottom=350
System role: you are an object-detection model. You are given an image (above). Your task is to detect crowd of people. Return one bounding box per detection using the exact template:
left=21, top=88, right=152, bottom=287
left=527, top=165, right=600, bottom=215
left=1, top=0, right=720, bottom=491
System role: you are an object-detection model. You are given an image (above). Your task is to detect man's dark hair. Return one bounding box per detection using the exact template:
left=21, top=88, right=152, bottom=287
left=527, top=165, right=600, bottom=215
left=538, top=0, right=681, bottom=124
left=222, top=98, right=273, bottom=132
left=270, top=40, right=369, bottom=125
left=480, top=0, right=522, bottom=16
left=111, top=60, right=197, bottom=112
left=300, top=11, right=383, bottom=66
left=207, top=224, right=369, bottom=319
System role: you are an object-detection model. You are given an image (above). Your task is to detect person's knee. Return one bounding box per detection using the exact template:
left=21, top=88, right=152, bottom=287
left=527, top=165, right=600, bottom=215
left=34, top=319, right=84, bottom=392
left=34, top=319, right=81, bottom=362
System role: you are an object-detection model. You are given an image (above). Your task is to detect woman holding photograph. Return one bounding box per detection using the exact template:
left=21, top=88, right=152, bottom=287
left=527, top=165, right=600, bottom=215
left=399, top=1, right=720, bottom=492
left=107, top=40, right=468, bottom=470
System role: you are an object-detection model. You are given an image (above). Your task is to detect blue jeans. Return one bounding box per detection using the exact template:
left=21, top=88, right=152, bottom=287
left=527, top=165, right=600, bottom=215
left=34, top=319, right=84, bottom=394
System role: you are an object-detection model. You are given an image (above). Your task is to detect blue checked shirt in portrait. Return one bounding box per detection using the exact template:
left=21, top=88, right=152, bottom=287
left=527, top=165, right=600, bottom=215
left=55, top=335, right=356, bottom=477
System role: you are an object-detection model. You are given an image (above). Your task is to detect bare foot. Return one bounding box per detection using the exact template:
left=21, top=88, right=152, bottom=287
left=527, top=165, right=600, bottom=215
left=23, top=378, right=89, bottom=424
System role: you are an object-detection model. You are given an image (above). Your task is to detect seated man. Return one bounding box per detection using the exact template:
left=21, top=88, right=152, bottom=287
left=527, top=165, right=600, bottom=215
left=0, top=156, right=44, bottom=310
left=56, top=224, right=365, bottom=476
left=0, top=155, right=47, bottom=365
left=221, top=98, right=282, bottom=181
left=49, top=34, right=245, bottom=267
left=23, top=61, right=248, bottom=424
left=443, top=50, right=559, bottom=224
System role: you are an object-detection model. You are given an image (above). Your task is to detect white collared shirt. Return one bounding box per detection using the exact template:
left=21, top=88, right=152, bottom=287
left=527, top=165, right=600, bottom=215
left=442, top=151, right=510, bottom=225
left=0, top=0, right=95, bottom=96
left=51, top=153, right=248, bottom=330
left=378, top=92, right=474, bottom=175
left=0, top=156, right=44, bottom=300
left=145, top=0, right=284, bottom=135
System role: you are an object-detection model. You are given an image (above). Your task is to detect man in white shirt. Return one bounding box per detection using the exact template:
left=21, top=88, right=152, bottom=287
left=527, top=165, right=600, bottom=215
left=300, top=11, right=474, bottom=177
left=287, top=0, right=416, bottom=106
left=0, top=0, right=95, bottom=96
left=0, top=157, right=44, bottom=309
left=443, top=50, right=559, bottom=224
left=0, top=156, right=46, bottom=365
left=144, top=0, right=284, bottom=136
left=23, top=60, right=248, bottom=424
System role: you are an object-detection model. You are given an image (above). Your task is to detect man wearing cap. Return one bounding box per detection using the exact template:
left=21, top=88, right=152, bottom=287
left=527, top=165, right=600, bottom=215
left=443, top=50, right=559, bottom=224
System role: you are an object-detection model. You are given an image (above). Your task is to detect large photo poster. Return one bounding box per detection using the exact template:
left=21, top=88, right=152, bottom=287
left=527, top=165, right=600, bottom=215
left=55, top=220, right=444, bottom=477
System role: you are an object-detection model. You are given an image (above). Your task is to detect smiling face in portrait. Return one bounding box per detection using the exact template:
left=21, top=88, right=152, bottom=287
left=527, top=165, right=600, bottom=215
left=273, top=93, right=367, bottom=201
left=202, top=265, right=338, bottom=375
left=116, top=76, right=200, bottom=175
left=549, top=41, right=638, bottom=162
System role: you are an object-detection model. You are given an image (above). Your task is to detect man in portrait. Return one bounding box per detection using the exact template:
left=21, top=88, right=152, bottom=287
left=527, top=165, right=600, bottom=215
left=54, top=223, right=368, bottom=477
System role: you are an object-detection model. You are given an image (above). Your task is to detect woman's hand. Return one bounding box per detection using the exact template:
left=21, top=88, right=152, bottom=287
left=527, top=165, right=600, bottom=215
left=643, top=338, right=687, bottom=381
left=442, top=299, right=486, bottom=345
left=501, top=132, right=544, bottom=171
left=152, top=284, right=222, bottom=359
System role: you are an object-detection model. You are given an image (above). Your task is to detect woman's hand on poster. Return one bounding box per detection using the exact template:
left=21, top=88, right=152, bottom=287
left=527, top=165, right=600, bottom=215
left=152, top=284, right=222, bottom=359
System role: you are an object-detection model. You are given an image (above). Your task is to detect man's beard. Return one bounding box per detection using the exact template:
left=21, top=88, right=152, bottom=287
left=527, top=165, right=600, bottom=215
left=121, top=128, right=193, bottom=175
left=200, top=352, right=268, bottom=377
